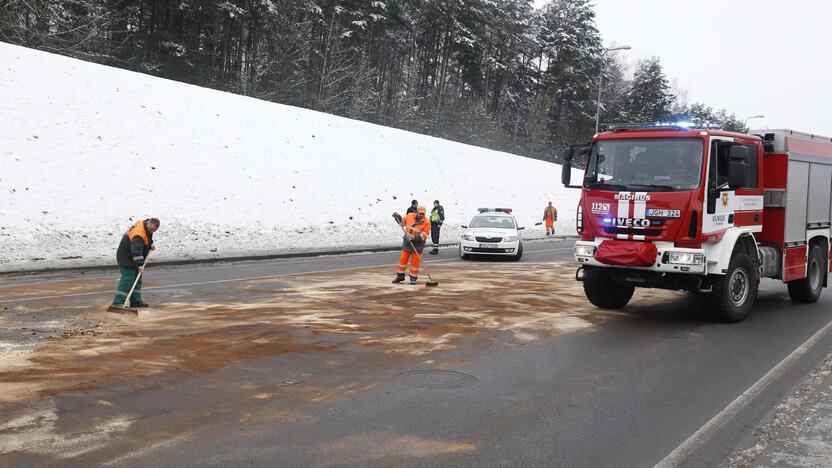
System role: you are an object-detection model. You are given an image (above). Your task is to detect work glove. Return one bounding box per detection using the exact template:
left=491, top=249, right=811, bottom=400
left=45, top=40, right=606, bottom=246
left=404, top=233, right=415, bottom=242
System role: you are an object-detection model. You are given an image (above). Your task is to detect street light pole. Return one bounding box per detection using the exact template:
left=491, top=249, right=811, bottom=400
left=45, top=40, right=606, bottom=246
left=595, top=45, right=631, bottom=134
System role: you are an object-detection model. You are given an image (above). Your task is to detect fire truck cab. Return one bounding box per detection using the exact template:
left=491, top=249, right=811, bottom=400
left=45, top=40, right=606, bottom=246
left=562, top=125, right=832, bottom=322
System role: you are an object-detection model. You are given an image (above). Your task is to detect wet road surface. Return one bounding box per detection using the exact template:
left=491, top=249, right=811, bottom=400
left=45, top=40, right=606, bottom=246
left=1, top=239, right=831, bottom=467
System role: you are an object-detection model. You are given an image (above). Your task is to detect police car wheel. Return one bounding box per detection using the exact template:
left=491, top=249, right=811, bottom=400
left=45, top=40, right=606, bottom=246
left=513, top=244, right=523, bottom=261
left=458, top=245, right=470, bottom=260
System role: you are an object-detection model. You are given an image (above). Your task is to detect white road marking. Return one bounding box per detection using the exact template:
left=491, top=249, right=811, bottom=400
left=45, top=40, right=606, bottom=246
left=654, top=317, right=832, bottom=468
left=0, top=247, right=575, bottom=303
left=526, top=247, right=574, bottom=254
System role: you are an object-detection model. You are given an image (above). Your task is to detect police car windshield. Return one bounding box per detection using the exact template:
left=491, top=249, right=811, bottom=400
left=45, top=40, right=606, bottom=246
left=584, top=138, right=704, bottom=191
left=470, top=216, right=516, bottom=229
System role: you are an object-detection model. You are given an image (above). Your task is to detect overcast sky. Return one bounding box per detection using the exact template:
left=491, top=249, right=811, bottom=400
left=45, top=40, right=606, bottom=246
left=534, top=0, right=832, bottom=136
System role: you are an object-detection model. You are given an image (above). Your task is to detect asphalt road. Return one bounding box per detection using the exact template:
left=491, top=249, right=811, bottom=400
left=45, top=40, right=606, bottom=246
left=2, top=238, right=832, bottom=467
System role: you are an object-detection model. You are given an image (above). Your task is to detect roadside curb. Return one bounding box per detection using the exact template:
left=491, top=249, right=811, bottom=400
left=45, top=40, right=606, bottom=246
left=0, top=236, right=579, bottom=277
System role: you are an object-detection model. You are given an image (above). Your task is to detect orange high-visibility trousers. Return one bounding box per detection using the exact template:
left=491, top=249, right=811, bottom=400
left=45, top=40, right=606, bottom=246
left=545, top=218, right=554, bottom=233
left=397, top=250, right=422, bottom=277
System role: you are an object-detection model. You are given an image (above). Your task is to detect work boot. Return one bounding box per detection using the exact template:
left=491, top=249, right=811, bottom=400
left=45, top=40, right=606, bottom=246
left=410, top=276, right=418, bottom=285
left=132, top=301, right=150, bottom=308
left=392, top=273, right=406, bottom=284
left=429, top=248, right=438, bottom=255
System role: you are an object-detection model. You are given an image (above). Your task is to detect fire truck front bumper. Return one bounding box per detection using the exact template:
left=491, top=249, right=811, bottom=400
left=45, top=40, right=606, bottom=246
left=574, top=240, right=707, bottom=275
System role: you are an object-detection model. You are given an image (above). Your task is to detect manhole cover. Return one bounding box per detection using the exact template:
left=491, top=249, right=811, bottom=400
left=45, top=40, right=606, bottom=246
left=394, top=370, right=478, bottom=389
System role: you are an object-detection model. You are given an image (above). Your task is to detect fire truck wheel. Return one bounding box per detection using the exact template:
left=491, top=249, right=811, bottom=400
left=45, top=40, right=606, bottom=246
left=788, top=244, right=825, bottom=304
left=710, top=252, right=758, bottom=323
left=583, top=267, right=634, bottom=309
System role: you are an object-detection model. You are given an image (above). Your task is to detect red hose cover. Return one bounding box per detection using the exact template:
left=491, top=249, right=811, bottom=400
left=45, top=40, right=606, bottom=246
left=595, top=240, right=658, bottom=267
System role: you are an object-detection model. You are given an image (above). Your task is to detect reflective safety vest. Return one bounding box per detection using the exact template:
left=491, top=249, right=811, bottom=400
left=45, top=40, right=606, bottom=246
left=403, top=212, right=431, bottom=242
left=544, top=206, right=557, bottom=221
left=127, top=220, right=150, bottom=246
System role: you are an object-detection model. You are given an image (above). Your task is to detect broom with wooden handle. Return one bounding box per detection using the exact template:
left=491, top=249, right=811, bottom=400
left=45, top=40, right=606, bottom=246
left=107, top=253, right=150, bottom=313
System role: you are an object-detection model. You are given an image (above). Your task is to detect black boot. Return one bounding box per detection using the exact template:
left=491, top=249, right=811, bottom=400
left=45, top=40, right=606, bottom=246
left=410, top=276, right=418, bottom=285
left=392, top=273, right=406, bottom=284
left=429, top=247, right=438, bottom=255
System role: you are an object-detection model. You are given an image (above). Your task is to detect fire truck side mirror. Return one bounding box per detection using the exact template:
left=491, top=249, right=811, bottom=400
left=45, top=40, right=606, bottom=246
left=728, top=145, right=750, bottom=188
left=561, top=146, right=574, bottom=186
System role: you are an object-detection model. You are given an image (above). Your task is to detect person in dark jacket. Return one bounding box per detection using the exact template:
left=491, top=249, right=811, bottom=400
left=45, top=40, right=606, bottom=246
left=112, top=218, right=159, bottom=307
left=429, top=200, right=445, bottom=254
left=406, top=199, right=418, bottom=214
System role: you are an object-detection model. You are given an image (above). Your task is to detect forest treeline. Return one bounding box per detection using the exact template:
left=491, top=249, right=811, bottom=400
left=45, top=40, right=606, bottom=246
left=1, top=0, right=745, bottom=161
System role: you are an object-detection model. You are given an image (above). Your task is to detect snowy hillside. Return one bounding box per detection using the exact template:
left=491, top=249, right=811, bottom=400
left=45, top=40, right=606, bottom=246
left=0, top=42, right=581, bottom=272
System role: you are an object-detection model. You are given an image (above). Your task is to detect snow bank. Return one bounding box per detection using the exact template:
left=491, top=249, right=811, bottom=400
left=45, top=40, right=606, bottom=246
left=0, top=42, right=581, bottom=272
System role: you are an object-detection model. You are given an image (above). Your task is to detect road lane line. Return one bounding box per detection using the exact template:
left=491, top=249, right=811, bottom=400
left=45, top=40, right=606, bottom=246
left=526, top=247, right=574, bottom=254
left=654, top=317, right=832, bottom=468
left=0, top=247, right=576, bottom=303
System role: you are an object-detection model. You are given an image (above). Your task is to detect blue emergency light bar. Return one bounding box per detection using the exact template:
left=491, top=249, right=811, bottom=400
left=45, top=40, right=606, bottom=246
left=478, top=207, right=513, bottom=213
left=607, top=121, right=720, bottom=132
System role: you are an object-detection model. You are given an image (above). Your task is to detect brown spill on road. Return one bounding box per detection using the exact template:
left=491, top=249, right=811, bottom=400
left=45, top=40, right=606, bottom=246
left=0, top=261, right=681, bottom=463
left=0, top=277, right=114, bottom=300
left=0, top=262, right=679, bottom=404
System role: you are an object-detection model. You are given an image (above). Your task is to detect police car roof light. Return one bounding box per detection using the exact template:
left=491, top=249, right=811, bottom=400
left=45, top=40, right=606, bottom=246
left=478, top=208, right=513, bottom=214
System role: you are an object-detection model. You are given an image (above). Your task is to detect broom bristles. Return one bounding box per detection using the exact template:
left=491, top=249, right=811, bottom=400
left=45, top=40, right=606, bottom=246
left=107, top=305, right=137, bottom=314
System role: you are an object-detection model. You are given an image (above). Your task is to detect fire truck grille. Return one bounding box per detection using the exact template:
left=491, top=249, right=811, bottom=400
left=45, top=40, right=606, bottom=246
left=603, top=227, right=663, bottom=237
left=475, top=236, right=503, bottom=242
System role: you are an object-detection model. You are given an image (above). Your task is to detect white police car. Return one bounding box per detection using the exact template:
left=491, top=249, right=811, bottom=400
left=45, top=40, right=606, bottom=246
left=459, top=208, right=524, bottom=260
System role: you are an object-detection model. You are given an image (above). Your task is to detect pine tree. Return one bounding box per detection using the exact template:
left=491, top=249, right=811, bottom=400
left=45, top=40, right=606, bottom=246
left=672, top=103, right=746, bottom=132
left=537, top=0, right=603, bottom=147
left=625, top=56, right=674, bottom=122
left=596, top=54, right=629, bottom=129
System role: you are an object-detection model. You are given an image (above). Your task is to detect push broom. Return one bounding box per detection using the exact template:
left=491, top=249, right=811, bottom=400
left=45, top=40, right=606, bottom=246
left=107, top=253, right=150, bottom=313
left=392, top=213, right=439, bottom=287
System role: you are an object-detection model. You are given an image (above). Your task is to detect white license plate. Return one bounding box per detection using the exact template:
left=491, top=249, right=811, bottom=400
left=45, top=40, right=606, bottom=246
left=480, top=243, right=499, bottom=249
left=646, top=208, right=681, bottom=218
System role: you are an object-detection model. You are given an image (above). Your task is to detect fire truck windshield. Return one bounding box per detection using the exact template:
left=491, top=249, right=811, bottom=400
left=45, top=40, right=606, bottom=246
left=584, top=138, right=704, bottom=191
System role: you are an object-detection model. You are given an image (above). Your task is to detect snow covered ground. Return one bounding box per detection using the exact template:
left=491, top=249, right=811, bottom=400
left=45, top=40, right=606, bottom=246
left=0, top=42, right=581, bottom=272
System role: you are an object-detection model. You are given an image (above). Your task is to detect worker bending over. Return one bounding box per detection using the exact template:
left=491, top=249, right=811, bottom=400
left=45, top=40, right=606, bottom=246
left=394, top=206, right=431, bottom=285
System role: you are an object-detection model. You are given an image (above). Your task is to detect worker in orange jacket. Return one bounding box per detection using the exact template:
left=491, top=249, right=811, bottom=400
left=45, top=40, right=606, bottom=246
left=543, top=201, right=557, bottom=237
left=394, top=206, right=431, bottom=285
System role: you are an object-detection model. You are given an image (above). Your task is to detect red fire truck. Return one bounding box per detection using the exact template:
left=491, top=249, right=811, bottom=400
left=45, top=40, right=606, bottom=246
left=562, top=125, right=832, bottom=322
